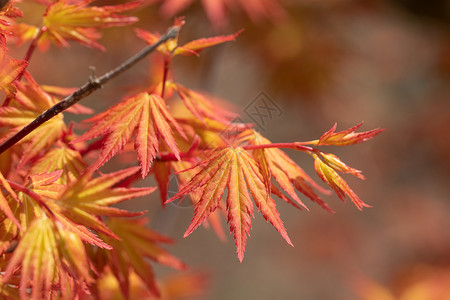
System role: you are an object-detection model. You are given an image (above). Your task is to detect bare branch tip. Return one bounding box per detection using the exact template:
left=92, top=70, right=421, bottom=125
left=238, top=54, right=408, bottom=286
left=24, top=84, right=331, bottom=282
left=166, top=26, right=180, bottom=40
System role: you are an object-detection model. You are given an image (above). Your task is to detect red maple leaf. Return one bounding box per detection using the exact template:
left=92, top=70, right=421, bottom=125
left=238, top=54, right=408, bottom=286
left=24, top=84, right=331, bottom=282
left=74, top=92, right=186, bottom=177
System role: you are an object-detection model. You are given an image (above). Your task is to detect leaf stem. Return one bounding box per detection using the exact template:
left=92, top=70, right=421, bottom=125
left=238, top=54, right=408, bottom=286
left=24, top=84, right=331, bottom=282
left=156, top=141, right=320, bottom=162
left=160, top=56, right=170, bottom=98
left=243, top=142, right=320, bottom=154
left=0, top=25, right=180, bottom=155
left=22, top=27, right=46, bottom=70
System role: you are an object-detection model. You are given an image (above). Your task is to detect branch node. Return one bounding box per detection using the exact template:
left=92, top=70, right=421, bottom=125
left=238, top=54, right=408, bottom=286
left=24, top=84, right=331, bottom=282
left=88, top=66, right=102, bottom=88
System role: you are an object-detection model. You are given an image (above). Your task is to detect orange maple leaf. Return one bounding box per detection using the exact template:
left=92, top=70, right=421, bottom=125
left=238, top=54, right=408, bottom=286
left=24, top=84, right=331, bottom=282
left=135, top=20, right=242, bottom=58
left=30, top=143, right=86, bottom=184
left=167, top=146, right=291, bottom=262
left=241, top=125, right=382, bottom=211
left=309, top=122, right=384, bottom=146
left=152, top=159, right=228, bottom=241
left=173, top=29, right=243, bottom=56
left=313, top=153, right=370, bottom=210
left=55, top=167, right=155, bottom=241
left=74, top=92, right=186, bottom=177
left=1, top=172, right=67, bottom=255
left=12, top=0, right=140, bottom=50
left=241, top=129, right=332, bottom=211
left=0, top=49, right=27, bottom=96
left=2, top=216, right=93, bottom=300
left=6, top=170, right=110, bottom=249
left=2, top=171, right=64, bottom=238
left=4, top=168, right=155, bottom=249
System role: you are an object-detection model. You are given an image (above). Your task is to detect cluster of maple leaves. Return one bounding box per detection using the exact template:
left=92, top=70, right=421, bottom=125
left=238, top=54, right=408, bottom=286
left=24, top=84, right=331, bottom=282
left=0, top=0, right=382, bottom=299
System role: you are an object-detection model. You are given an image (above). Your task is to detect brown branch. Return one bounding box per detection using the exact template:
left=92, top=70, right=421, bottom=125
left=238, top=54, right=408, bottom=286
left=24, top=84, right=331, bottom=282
left=0, top=26, right=179, bottom=155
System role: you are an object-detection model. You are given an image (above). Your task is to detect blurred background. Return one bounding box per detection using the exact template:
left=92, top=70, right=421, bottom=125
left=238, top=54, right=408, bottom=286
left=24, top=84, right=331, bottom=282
left=12, top=0, right=450, bottom=299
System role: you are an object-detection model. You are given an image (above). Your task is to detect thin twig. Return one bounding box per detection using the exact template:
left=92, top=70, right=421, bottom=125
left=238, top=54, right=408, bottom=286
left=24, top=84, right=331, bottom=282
left=160, top=56, right=170, bottom=98
left=0, top=26, right=179, bottom=155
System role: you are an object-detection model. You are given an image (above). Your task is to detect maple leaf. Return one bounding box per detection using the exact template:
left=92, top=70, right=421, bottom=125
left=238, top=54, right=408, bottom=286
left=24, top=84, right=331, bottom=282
left=56, top=167, right=156, bottom=241
left=154, top=159, right=228, bottom=240
left=243, top=130, right=332, bottom=212
left=313, top=153, right=370, bottom=210
left=0, top=171, right=64, bottom=256
left=96, top=217, right=187, bottom=298
left=167, top=146, right=291, bottom=262
left=73, top=92, right=186, bottom=177
left=0, top=49, right=27, bottom=97
left=5, top=171, right=73, bottom=235
left=2, top=216, right=93, bottom=300
left=14, top=171, right=107, bottom=249
left=5, top=168, right=155, bottom=250
left=172, top=29, right=243, bottom=57
left=26, top=170, right=65, bottom=201
left=13, top=0, right=140, bottom=50
left=30, top=143, right=86, bottom=184
left=309, top=122, right=384, bottom=146
left=135, top=21, right=242, bottom=58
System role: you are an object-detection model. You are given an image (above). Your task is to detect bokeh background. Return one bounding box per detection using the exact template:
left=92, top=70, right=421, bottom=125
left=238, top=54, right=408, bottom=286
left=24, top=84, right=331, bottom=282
left=12, top=0, right=450, bottom=299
